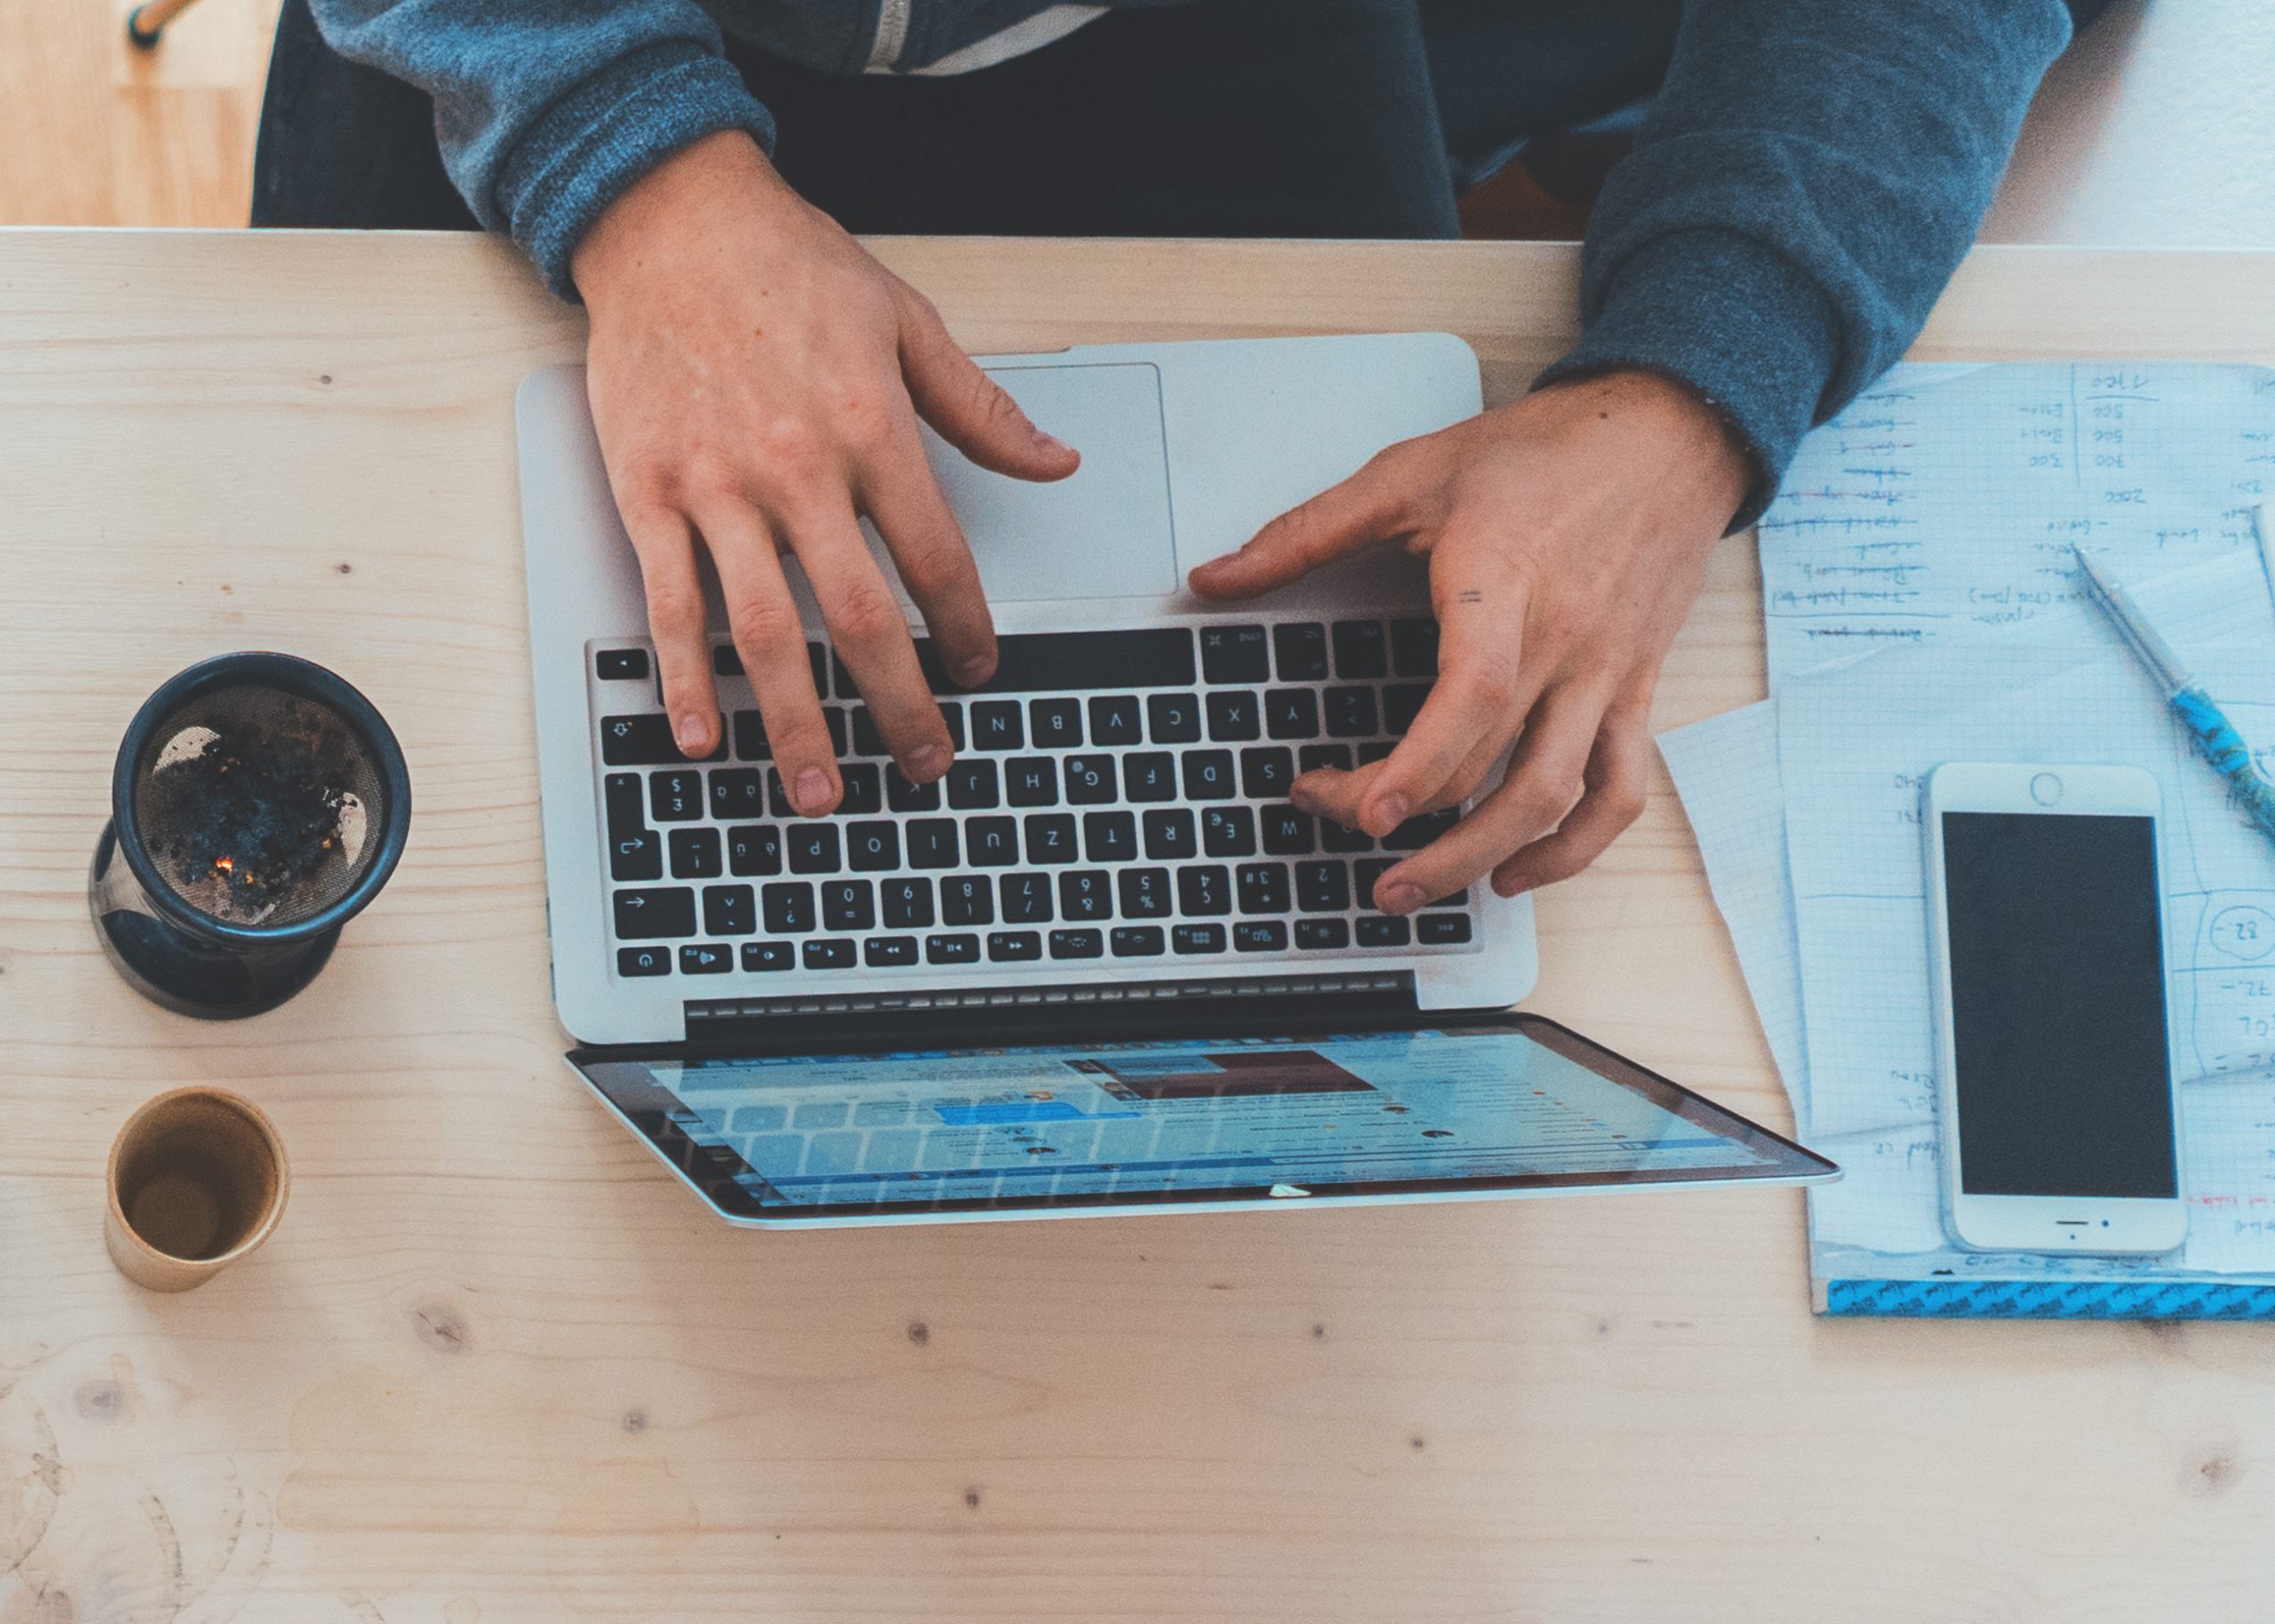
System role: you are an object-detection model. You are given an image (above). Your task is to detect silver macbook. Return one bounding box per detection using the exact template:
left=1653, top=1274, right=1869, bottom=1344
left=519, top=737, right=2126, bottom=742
left=515, top=333, right=1835, bottom=1226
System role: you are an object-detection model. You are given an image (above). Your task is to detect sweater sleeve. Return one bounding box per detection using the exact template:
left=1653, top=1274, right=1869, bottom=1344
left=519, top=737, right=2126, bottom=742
left=1534, top=0, right=2076, bottom=529
left=305, top=0, right=778, bottom=299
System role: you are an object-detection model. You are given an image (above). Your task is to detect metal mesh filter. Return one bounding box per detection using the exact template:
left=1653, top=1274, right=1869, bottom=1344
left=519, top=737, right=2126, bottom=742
left=128, top=684, right=388, bottom=930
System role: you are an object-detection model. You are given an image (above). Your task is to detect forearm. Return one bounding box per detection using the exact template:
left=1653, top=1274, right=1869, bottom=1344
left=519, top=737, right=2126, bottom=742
left=305, top=0, right=776, bottom=297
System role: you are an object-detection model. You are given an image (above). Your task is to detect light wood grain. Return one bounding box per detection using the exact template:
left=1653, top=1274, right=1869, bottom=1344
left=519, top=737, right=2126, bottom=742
left=3, top=231, right=2274, bottom=1623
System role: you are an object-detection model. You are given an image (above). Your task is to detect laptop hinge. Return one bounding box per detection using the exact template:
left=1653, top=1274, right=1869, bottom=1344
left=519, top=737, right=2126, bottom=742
left=681, top=970, right=1421, bottom=1055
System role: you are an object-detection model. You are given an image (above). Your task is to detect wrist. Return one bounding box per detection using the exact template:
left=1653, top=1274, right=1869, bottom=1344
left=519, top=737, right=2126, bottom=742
left=571, top=129, right=781, bottom=309
left=1549, top=367, right=1752, bottom=528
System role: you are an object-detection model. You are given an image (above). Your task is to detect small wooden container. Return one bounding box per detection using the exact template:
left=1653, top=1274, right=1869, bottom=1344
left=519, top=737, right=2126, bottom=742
left=105, top=1087, right=289, bottom=1292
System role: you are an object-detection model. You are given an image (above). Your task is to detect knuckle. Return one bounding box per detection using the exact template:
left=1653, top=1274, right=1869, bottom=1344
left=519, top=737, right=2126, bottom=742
left=676, top=448, right=745, bottom=508
left=644, top=583, right=705, bottom=640
left=828, top=580, right=906, bottom=648
left=1463, top=649, right=1524, bottom=711
left=752, top=418, right=827, bottom=482
left=1601, top=782, right=1649, bottom=828
left=894, top=538, right=978, bottom=604
left=833, top=387, right=899, bottom=456
left=728, top=593, right=799, bottom=652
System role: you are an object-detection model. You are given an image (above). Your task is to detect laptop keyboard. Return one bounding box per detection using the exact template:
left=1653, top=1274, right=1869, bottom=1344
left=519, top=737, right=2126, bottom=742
left=589, top=619, right=1479, bottom=981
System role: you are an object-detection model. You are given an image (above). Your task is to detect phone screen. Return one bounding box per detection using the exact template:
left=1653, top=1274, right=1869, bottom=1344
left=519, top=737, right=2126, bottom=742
left=1941, top=810, right=2176, bottom=1198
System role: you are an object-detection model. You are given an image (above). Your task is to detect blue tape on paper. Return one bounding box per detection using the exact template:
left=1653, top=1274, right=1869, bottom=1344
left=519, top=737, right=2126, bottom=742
left=1824, top=1278, right=2275, bottom=1319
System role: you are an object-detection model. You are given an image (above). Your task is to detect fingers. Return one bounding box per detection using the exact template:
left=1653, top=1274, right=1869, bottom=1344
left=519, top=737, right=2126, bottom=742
left=1189, top=442, right=1418, bottom=601
left=1368, top=683, right=1608, bottom=914
left=855, top=425, right=999, bottom=688
left=780, top=497, right=957, bottom=784
left=1491, top=702, right=1655, bottom=896
left=897, top=290, right=1081, bottom=482
left=694, top=500, right=842, bottom=816
left=619, top=503, right=721, bottom=758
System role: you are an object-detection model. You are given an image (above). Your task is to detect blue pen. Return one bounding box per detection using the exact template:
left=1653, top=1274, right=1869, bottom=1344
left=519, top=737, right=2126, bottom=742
left=2072, top=543, right=2275, bottom=847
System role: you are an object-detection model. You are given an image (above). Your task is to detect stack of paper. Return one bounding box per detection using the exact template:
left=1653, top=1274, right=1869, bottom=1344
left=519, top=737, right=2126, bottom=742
left=1661, top=362, right=2275, bottom=1310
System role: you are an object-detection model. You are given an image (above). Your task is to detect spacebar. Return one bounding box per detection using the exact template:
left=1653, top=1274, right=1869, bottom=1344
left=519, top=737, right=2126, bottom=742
left=912, top=629, right=1196, bottom=694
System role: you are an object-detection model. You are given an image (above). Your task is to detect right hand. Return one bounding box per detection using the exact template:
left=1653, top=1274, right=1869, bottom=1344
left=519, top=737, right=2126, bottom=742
left=571, top=130, right=1080, bottom=814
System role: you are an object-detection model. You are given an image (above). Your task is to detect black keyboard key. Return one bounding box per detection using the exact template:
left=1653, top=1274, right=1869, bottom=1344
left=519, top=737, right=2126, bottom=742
left=971, top=701, right=1024, bottom=751
left=926, top=933, right=980, bottom=965
left=885, top=765, right=941, bottom=812
left=1296, top=918, right=1351, bottom=951
left=1006, top=757, right=1058, bottom=807
left=1205, top=690, right=1261, bottom=742
left=1391, top=617, right=1440, bottom=678
left=1355, top=858, right=1397, bottom=910
left=1083, top=809, right=1138, bottom=864
left=680, top=943, right=733, bottom=974
left=882, top=877, right=933, bottom=928
left=1321, top=819, right=1375, bottom=854
left=850, top=705, right=883, bottom=757
left=806, top=641, right=829, bottom=697
left=1182, top=750, right=1236, bottom=800
left=987, top=930, right=1042, bottom=963
left=835, top=762, right=882, bottom=815
left=601, top=714, right=702, bottom=766
left=1273, top=622, right=1329, bottom=681
left=1025, top=814, right=1077, bottom=864
left=1177, top=864, right=1232, bottom=916
left=606, top=782, right=662, bottom=882
left=864, top=935, right=919, bottom=967
left=786, top=824, right=840, bottom=873
left=1143, top=808, right=1197, bottom=861
left=941, top=875, right=994, bottom=926
left=938, top=703, right=966, bottom=750
left=1236, top=862, right=1290, bottom=914
left=907, top=818, right=960, bottom=869
left=742, top=940, right=795, bottom=972
left=846, top=820, right=900, bottom=871
left=1385, top=809, right=1460, bottom=851
left=1331, top=619, right=1388, bottom=679
left=1147, top=693, right=1201, bottom=744
left=1058, top=869, right=1113, bottom=921
left=1172, top=922, right=1225, bottom=954
left=821, top=708, right=850, bottom=757
left=1202, top=805, right=1257, bottom=857
left=1264, top=689, right=1319, bottom=740
left=614, top=888, right=695, bottom=940
left=1356, top=916, right=1411, bottom=948
left=618, top=944, right=670, bottom=976
left=766, top=769, right=797, bottom=818
left=803, top=938, right=856, bottom=970
left=702, top=884, right=755, bottom=936
left=732, top=710, right=769, bottom=761
left=968, top=817, right=1018, bottom=866
left=1112, top=925, right=1165, bottom=957
left=762, top=881, right=816, bottom=935
left=822, top=880, right=874, bottom=932
left=1049, top=927, right=1104, bottom=959
left=946, top=759, right=1000, bottom=809
left=1119, top=866, right=1171, bottom=919
left=1089, top=695, right=1143, bottom=745
left=1124, top=752, right=1176, bottom=801
left=1201, top=624, right=1271, bottom=683
left=1299, top=744, right=1353, bottom=774
left=1383, top=683, right=1432, bottom=736
left=668, top=826, right=722, bottom=879
left=1324, top=688, right=1378, bottom=738
left=1062, top=754, right=1116, bottom=804
left=598, top=649, right=650, bottom=681
left=709, top=768, right=765, bottom=821
left=1240, top=747, right=1296, bottom=800
left=1297, top=862, right=1351, bottom=912
left=1260, top=805, right=1315, bottom=856
left=1357, top=741, right=1395, bottom=766
left=1234, top=919, right=1289, bottom=952
left=1418, top=912, right=1473, bottom=944
left=1029, top=697, right=1082, bottom=748
left=906, top=628, right=1194, bottom=694
left=651, top=769, right=703, bottom=822
left=1001, top=872, right=1053, bottom=924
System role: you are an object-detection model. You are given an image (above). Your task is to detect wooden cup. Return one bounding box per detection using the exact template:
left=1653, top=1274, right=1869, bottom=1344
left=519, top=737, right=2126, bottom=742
left=105, top=1087, right=289, bottom=1292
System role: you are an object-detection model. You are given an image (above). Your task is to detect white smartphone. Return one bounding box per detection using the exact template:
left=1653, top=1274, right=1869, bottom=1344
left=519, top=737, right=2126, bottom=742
left=1923, top=762, right=2186, bottom=1255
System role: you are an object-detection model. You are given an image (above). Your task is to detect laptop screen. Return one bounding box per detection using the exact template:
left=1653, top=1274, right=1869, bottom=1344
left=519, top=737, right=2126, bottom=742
left=571, top=1015, right=1833, bottom=1221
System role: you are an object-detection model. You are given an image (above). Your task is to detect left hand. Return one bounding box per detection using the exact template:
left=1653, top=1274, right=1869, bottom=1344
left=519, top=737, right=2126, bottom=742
left=1188, top=368, right=1751, bottom=912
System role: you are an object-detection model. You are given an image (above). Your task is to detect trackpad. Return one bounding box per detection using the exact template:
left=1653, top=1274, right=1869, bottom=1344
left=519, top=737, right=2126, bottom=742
left=872, top=362, right=1178, bottom=603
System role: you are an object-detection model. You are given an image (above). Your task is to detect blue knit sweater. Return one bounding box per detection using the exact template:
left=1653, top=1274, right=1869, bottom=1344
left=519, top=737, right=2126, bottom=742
left=307, top=0, right=2099, bottom=523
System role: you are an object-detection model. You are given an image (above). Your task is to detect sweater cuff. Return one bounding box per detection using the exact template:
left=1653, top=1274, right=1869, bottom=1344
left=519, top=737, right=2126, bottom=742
left=496, top=40, right=778, bottom=302
left=1534, top=227, right=1840, bottom=532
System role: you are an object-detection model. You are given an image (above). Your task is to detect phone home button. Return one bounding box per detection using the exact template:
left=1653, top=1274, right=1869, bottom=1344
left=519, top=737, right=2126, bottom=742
left=2030, top=771, right=2063, bottom=807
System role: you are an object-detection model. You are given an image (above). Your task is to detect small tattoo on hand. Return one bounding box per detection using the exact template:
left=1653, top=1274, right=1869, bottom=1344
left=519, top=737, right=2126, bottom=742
left=1456, top=590, right=1483, bottom=604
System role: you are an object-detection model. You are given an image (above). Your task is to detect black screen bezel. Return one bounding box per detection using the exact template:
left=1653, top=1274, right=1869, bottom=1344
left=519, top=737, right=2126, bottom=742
left=568, top=1012, right=1837, bottom=1222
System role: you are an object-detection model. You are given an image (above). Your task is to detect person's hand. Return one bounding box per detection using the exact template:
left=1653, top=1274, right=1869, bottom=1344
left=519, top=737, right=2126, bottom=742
left=1190, top=369, right=1750, bottom=912
left=571, top=131, right=1080, bottom=812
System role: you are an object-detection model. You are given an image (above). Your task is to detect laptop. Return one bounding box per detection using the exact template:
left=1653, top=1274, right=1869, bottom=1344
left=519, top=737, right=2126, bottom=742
left=515, top=333, right=1836, bottom=1227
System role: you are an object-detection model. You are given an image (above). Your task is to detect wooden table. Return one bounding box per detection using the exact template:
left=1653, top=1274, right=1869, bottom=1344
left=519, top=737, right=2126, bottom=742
left=3, top=230, right=2272, bottom=1622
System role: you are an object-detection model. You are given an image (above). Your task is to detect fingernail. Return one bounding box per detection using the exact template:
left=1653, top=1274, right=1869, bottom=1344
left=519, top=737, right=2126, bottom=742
left=954, top=656, right=994, bottom=687
left=675, top=713, right=708, bottom=752
left=1039, top=432, right=1074, bottom=455
left=1377, top=882, right=1425, bottom=915
left=907, top=744, right=947, bottom=782
left=1366, top=794, right=1409, bottom=837
left=794, top=767, right=833, bottom=816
